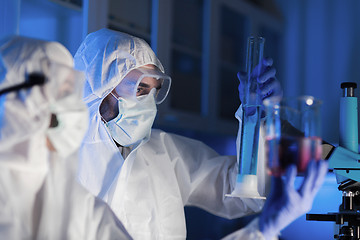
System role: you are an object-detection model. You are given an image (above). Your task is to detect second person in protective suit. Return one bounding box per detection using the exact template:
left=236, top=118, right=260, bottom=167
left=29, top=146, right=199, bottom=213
left=0, top=35, right=132, bottom=240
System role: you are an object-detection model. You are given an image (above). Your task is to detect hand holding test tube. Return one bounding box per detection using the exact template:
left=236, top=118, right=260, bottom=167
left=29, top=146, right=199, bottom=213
left=227, top=36, right=281, bottom=198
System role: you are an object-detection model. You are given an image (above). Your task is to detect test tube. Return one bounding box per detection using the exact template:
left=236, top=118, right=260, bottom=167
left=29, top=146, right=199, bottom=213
left=238, top=36, right=264, bottom=176
left=226, top=36, right=265, bottom=199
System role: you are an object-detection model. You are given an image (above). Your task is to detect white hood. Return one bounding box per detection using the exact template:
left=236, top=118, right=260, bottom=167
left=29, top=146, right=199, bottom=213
left=74, top=28, right=165, bottom=197
left=0, top=36, right=132, bottom=239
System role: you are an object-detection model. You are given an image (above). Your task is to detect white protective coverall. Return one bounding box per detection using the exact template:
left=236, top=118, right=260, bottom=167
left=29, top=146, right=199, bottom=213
left=0, top=36, right=132, bottom=240
left=75, top=28, right=269, bottom=240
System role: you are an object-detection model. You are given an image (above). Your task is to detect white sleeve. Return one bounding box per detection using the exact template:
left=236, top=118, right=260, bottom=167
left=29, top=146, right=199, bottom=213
left=163, top=131, right=265, bottom=219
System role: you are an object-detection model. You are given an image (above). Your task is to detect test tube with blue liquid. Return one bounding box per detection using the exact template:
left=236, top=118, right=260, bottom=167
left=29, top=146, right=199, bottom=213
left=226, top=36, right=266, bottom=199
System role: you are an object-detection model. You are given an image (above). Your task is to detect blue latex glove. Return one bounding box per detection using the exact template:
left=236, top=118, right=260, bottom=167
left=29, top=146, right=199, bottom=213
left=237, top=57, right=282, bottom=117
left=259, top=160, right=328, bottom=240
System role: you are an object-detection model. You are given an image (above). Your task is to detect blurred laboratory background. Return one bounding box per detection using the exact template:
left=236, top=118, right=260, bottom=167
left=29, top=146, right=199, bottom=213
left=1, top=0, right=360, bottom=239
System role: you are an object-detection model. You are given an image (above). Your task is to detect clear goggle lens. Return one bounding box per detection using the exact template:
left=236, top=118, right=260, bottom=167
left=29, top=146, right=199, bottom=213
left=114, top=66, right=171, bottom=104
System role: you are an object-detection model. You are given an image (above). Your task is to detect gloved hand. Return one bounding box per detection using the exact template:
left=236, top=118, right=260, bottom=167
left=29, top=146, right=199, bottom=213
left=258, top=160, right=328, bottom=240
left=237, top=57, right=282, bottom=117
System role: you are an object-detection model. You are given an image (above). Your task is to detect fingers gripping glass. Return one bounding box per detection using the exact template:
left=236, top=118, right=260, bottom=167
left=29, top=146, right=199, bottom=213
left=113, top=66, right=171, bottom=104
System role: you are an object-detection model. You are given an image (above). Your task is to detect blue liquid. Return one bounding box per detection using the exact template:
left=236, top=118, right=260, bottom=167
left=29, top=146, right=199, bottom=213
left=238, top=105, right=261, bottom=175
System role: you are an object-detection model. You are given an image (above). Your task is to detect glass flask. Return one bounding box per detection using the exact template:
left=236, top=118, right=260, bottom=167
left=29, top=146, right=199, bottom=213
left=264, top=96, right=323, bottom=177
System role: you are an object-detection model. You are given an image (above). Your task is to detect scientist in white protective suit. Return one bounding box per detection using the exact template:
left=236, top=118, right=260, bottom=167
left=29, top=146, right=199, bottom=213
left=0, top=35, right=133, bottom=239
left=74, top=28, right=328, bottom=240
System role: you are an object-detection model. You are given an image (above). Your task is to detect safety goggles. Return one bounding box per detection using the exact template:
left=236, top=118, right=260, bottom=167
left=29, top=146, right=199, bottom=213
left=0, top=72, right=46, bottom=96
left=113, top=65, right=171, bottom=104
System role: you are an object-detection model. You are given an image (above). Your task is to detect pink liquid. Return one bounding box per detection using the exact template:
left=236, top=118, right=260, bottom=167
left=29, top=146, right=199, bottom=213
left=265, top=136, right=322, bottom=177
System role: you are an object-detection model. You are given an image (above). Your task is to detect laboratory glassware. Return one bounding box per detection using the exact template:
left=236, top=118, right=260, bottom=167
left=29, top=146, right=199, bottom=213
left=226, top=36, right=266, bottom=199
left=264, top=96, right=323, bottom=177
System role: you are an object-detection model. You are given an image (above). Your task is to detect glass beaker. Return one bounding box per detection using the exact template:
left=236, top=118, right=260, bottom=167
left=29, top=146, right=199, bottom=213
left=226, top=36, right=265, bottom=199
left=264, top=96, right=323, bottom=177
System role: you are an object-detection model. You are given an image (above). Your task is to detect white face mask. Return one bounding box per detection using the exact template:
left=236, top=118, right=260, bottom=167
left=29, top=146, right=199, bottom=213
left=47, top=110, right=89, bottom=158
left=104, top=89, right=157, bottom=147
